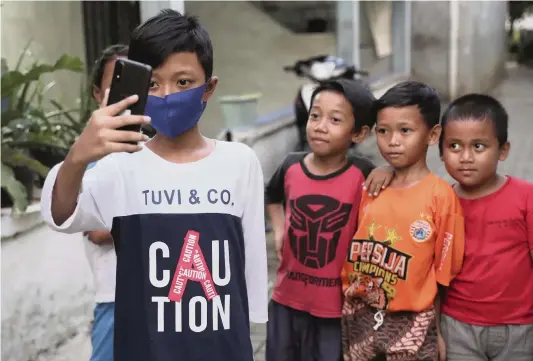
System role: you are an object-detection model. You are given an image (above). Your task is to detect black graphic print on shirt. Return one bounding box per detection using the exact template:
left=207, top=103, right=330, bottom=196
left=288, top=194, right=353, bottom=269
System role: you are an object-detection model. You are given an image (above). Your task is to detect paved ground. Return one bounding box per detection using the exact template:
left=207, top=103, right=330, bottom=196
left=36, top=63, right=533, bottom=361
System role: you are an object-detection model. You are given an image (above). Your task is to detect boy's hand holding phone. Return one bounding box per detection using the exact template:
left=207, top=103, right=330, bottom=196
left=67, top=89, right=151, bottom=167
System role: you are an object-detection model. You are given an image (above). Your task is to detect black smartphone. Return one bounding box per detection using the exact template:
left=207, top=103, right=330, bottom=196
left=107, top=58, right=152, bottom=139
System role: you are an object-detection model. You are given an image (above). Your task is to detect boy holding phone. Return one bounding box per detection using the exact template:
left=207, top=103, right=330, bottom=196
left=40, top=10, right=268, bottom=361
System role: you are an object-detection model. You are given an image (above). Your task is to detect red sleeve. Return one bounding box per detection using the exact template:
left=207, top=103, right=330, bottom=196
left=525, top=183, right=533, bottom=250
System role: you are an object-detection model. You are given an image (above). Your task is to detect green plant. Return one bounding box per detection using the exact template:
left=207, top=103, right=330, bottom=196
left=509, top=1, right=533, bottom=36
left=1, top=44, right=86, bottom=212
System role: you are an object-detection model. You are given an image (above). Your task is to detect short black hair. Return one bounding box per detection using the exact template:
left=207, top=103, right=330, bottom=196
left=91, top=44, right=129, bottom=89
left=439, top=93, right=508, bottom=154
left=128, top=9, right=213, bottom=81
left=310, top=79, right=376, bottom=132
left=375, top=81, right=441, bottom=128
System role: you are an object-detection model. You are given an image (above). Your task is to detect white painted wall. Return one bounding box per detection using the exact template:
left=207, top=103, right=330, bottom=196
left=140, top=0, right=185, bottom=22
left=0, top=0, right=86, bottom=108
left=412, top=0, right=507, bottom=100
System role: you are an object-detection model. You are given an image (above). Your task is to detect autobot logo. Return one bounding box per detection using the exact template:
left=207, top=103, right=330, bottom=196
left=288, top=194, right=353, bottom=269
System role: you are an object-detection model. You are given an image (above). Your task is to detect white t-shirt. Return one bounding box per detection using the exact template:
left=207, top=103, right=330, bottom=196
left=83, top=234, right=116, bottom=303
left=81, top=142, right=151, bottom=304
left=41, top=141, right=268, bottom=361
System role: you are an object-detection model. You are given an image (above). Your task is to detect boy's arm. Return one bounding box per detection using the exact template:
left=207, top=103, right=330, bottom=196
left=85, top=230, right=113, bottom=245
left=267, top=204, right=285, bottom=261
left=433, top=185, right=464, bottom=361
left=265, top=158, right=289, bottom=261
left=50, top=156, right=88, bottom=226
left=41, top=158, right=116, bottom=234
left=434, top=184, right=465, bottom=286
left=41, top=93, right=148, bottom=232
left=265, top=154, right=300, bottom=261
left=242, top=150, right=268, bottom=324
left=348, top=154, right=393, bottom=197
left=433, top=182, right=464, bottom=321
left=434, top=285, right=447, bottom=361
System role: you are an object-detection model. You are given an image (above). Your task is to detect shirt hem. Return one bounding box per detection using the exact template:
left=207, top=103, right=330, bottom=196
left=442, top=308, right=533, bottom=326
left=249, top=312, right=268, bottom=323
left=94, top=293, right=115, bottom=303
left=272, top=293, right=341, bottom=318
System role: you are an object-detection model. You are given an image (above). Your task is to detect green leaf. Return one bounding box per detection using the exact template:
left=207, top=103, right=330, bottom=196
left=49, top=99, right=79, bottom=125
left=53, top=54, right=84, bottom=72
left=14, top=39, right=33, bottom=72
left=1, top=54, right=85, bottom=97
left=1, top=57, right=8, bottom=74
left=1, top=163, right=29, bottom=212
left=1, top=71, right=25, bottom=97
left=1, top=147, right=49, bottom=177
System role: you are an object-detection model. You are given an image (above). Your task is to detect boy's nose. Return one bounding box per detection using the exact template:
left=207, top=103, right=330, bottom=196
left=459, top=149, right=474, bottom=162
left=313, top=119, right=328, bottom=133
left=388, top=132, right=401, bottom=146
left=160, top=85, right=173, bottom=97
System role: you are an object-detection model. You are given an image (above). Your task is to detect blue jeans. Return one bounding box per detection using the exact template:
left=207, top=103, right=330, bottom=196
left=90, top=302, right=114, bottom=361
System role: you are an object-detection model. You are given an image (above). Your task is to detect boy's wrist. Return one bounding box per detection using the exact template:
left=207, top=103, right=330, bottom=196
left=65, top=147, right=90, bottom=170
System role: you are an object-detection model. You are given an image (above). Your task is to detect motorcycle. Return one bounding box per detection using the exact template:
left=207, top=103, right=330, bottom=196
left=283, top=55, right=369, bottom=151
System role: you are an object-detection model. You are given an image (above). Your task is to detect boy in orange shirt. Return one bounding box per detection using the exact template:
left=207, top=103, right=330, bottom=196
left=341, top=81, right=465, bottom=361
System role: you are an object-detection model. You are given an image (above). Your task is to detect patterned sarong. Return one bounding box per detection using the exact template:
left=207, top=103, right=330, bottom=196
left=341, top=298, right=438, bottom=361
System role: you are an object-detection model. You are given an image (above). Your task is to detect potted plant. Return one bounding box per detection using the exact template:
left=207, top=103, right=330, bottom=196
left=1, top=46, right=85, bottom=212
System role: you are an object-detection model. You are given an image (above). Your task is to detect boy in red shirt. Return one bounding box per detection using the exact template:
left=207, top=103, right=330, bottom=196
left=440, top=94, right=533, bottom=360
left=265, top=79, right=393, bottom=361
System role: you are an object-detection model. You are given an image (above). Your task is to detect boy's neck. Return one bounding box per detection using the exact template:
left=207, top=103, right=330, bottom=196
left=456, top=173, right=507, bottom=200
left=307, top=152, right=348, bottom=176
left=146, top=126, right=214, bottom=163
left=390, top=158, right=430, bottom=188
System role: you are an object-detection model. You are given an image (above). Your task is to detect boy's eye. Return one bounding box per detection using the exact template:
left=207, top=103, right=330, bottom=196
left=449, top=143, right=460, bottom=150
left=400, top=128, right=411, bottom=134
left=178, top=79, right=191, bottom=87
left=149, top=80, right=158, bottom=89
left=331, top=117, right=341, bottom=123
left=474, top=143, right=485, bottom=151
left=309, top=112, right=319, bottom=119
left=376, top=128, right=386, bottom=134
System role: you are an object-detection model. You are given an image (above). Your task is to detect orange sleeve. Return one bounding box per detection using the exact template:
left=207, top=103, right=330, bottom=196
left=357, top=192, right=371, bottom=227
left=433, top=185, right=465, bottom=286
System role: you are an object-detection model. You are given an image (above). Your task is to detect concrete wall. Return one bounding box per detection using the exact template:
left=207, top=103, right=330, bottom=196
left=456, top=1, right=507, bottom=96
left=411, top=1, right=451, bottom=97
left=0, top=0, right=86, bottom=108
left=411, top=1, right=507, bottom=100
left=1, top=227, right=93, bottom=361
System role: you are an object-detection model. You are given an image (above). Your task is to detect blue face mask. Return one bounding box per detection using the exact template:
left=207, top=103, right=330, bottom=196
left=144, top=82, right=208, bottom=138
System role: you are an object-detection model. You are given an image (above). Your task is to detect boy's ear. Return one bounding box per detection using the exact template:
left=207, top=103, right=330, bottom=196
left=499, top=141, right=510, bottom=161
left=92, top=85, right=102, bottom=104
left=202, top=76, right=218, bottom=102
left=352, top=125, right=370, bottom=143
left=428, top=124, right=442, bottom=145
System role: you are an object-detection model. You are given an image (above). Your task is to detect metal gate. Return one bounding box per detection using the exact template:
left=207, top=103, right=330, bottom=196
left=82, top=0, right=141, bottom=70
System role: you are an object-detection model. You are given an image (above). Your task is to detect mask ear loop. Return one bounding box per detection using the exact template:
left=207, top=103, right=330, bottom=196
left=202, top=78, right=213, bottom=104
